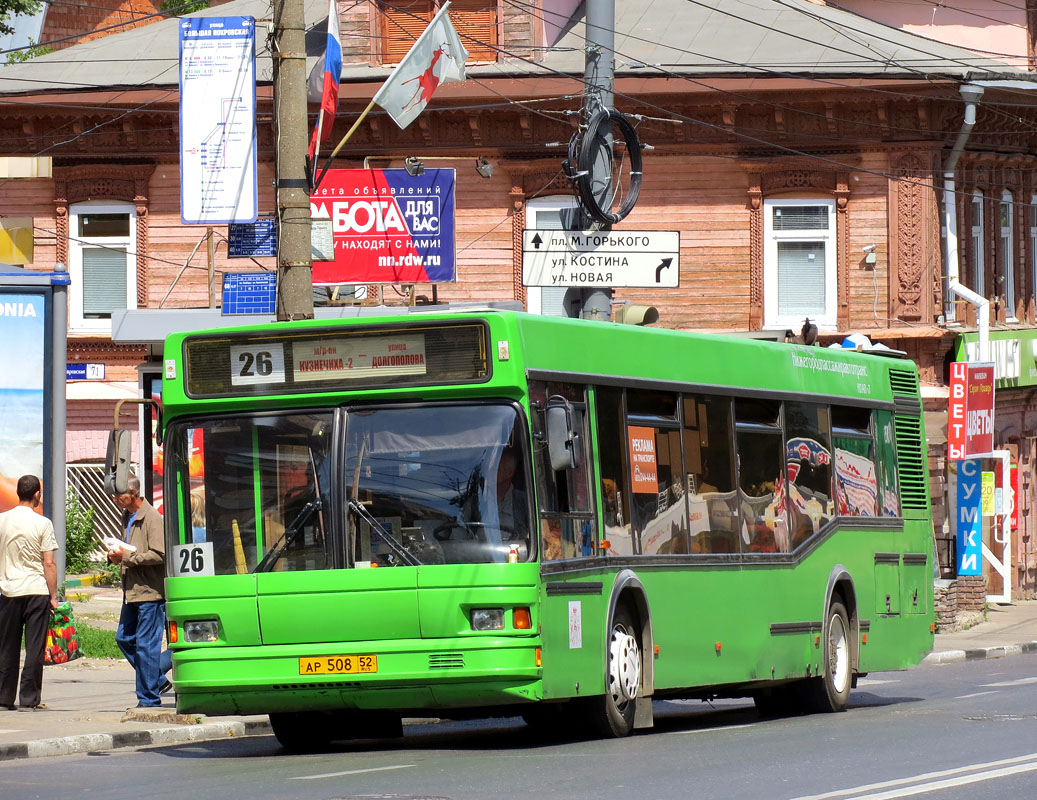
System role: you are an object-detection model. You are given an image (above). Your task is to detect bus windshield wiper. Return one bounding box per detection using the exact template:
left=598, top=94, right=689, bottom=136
left=255, top=499, right=321, bottom=573
left=348, top=499, right=422, bottom=567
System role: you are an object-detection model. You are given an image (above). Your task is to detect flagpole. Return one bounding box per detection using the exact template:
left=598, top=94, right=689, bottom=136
left=314, top=98, right=376, bottom=189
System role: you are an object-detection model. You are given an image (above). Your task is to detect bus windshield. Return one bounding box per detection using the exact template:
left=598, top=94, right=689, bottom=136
left=167, top=412, right=334, bottom=576
left=167, top=404, right=533, bottom=573
left=344, top=403, right=532, bottom=566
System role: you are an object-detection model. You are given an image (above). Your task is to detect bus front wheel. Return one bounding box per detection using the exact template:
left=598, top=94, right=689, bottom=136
left=806, top=599, right=852, bottom=713
left=581, top=604, right=640, bottom=738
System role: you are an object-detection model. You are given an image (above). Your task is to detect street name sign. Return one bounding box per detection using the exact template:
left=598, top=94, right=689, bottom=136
left=522, top=230, right=679, bottom=288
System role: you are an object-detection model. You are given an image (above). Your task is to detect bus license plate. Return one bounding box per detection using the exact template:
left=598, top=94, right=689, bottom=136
left=299, top=655, right=378, bottom=675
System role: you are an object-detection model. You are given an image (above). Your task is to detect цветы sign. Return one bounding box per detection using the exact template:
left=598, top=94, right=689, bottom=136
left=948, top=361, right=994, bottom=460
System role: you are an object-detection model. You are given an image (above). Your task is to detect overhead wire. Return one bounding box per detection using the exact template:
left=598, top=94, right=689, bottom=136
left=7, top=0, right=1037, bottom=279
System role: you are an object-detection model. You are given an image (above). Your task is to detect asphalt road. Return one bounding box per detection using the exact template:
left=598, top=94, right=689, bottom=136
left=3, top=654, right=1037, bottom=800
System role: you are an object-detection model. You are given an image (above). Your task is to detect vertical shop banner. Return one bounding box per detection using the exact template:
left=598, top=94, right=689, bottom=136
left=310, top=168, right=456, bottom=284
left=956, top=459, right=982, bottom=576
left=179, top=17, right=258, bottom=224
left=981, top=471, right=995, bottom=516
left=627, top=426, right=659, bottom=494
left=1010, top=462, right=1019, bottom=530
left=947, top=361, right=995, bottom=459
left=0, top=293, right=45, bottom=513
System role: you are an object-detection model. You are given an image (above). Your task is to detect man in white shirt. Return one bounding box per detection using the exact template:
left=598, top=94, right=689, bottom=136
left=0, top=475, right=59, bottom=711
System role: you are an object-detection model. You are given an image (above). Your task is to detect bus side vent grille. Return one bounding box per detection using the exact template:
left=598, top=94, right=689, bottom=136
left=893, top=413, right=929, bottom=510
left=428, top=653, right=465, bottom=670
left=888, top=368, right=919, bottom=397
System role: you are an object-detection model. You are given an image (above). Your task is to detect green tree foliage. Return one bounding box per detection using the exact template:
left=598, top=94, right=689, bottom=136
left=4, top=36, right=50, bottom=64
left=0, top=0, right=42, bottom=37
left=64, top=488, right=98, bottom=575
left=160, top=0, right=210, bottom=15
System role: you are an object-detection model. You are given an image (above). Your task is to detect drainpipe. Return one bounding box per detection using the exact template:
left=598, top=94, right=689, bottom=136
left=942, top=84, right=989, bottom=361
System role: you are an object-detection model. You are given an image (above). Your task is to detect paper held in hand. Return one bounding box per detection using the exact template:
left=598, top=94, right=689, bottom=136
left=103, top=536, right=137, bottom=553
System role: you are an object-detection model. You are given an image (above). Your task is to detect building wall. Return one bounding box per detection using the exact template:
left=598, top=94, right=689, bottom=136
left=830, top=1, right=1029, bottom=66
left=41, top=0, right=165, bottom=51
left=992, top=388, right=1037, bottom=598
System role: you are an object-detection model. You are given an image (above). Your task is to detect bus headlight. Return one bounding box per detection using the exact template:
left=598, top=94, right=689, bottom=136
left=470, top=609, right=504, bottom=631
left=183, top=620, right=219, bottom=642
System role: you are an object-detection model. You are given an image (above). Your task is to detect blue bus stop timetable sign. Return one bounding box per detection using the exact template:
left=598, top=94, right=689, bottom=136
left=222, top=272, right=276, bottom=315
left=228, top=219, right=277, bottom=258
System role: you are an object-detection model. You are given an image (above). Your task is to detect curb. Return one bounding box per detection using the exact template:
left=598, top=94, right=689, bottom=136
left=63, top=574, right=104, bottom=588
left=924, top=641, right=1037, bottom=665
left=0, top=719, right=273, bottom=761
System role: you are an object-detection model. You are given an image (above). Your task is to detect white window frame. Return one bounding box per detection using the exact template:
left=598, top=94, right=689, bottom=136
left=763, top=197, right=837, bottom=330
left=1001, top=189, right=1016, bottom=321
left=68, top=201, right=138, bottom=334
left=524, top=195, right=579, bottom=317
left=1030, top=195, right=1037, bottom=309
left=971, top=190, right=985, bottom=298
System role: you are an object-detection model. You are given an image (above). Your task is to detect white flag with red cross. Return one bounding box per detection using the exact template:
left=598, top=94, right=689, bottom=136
left=372, top=2, right=470, bottom=130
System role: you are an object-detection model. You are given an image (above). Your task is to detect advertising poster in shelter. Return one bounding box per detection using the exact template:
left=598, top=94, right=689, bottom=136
left=0, top=292, right=46, bottom=512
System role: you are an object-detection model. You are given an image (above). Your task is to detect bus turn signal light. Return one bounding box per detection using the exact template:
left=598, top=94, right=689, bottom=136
left=168, top=621, right=178, bottom=644
left=514, top=607, right=532, bottom=629
left=535, top=647, right=542, bottom=667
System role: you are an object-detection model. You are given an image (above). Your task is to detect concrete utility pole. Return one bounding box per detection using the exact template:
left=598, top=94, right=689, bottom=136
left=274, top=0, right=314, bottom=321
left=570, top=0, right=615, bottom=321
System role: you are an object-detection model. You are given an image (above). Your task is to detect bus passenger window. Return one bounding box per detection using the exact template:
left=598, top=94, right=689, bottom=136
left=683, top=396, right=737, bottom=554
left=735, top=399, right=788, bottom=553
left=832, top=406, right=879, bottom=517
left=875, top=411, right=900, bottom=517
left=784, top=402, right=833, bottom=548
left=625, top=390, right=686, bottom=555
left=629, top=425, right=688, bottom=555
left=595, top=386, right=632, bottom=556
left=530, top=381, right=595, bottom=561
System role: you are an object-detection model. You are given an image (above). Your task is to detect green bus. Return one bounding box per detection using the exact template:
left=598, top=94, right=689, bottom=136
left=142, top=308, right=933, bottom=750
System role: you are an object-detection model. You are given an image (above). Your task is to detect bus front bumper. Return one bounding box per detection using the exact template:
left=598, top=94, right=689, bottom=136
left=172, top=637, right=543, bottom=716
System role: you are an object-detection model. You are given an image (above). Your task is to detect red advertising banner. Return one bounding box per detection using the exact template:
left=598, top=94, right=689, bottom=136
left=309, top=168, right=456, bottom=285
left=627, top=426, right=659, bottom=494
left=948, top=361, right=995, bottom=460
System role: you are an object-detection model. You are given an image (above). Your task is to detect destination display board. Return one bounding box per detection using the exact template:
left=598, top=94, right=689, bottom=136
left=183, top=321, right=488, bottom=398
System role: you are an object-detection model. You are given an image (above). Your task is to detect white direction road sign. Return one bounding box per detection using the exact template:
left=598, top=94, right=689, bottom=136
left=522, top=229, right=680, bottom=288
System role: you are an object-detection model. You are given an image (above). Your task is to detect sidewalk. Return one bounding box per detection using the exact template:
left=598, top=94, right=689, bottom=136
left=2, top=590, right=1036, bottom=761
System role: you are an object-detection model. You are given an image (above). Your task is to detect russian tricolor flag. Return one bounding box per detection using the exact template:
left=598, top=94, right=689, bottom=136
left=308, top=0, right=343, bottom=162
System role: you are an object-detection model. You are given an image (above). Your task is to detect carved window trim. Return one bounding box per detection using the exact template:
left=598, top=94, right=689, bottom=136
left=54, top=165, right=152, bottom=333
left=509, top=165, right=573, bottom=311
left=747, top=168, right=849, bottom=330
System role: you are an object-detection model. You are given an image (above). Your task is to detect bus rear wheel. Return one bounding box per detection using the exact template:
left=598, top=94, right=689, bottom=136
left=805, top=599, right=852, bottom=713
left=581, top=604, right=640, bottom=738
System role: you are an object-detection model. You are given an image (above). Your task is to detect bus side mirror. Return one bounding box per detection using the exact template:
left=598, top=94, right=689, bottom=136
left=103, top=430, right=132, bottom=496
left=546, top=397, right=581, bottom=471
